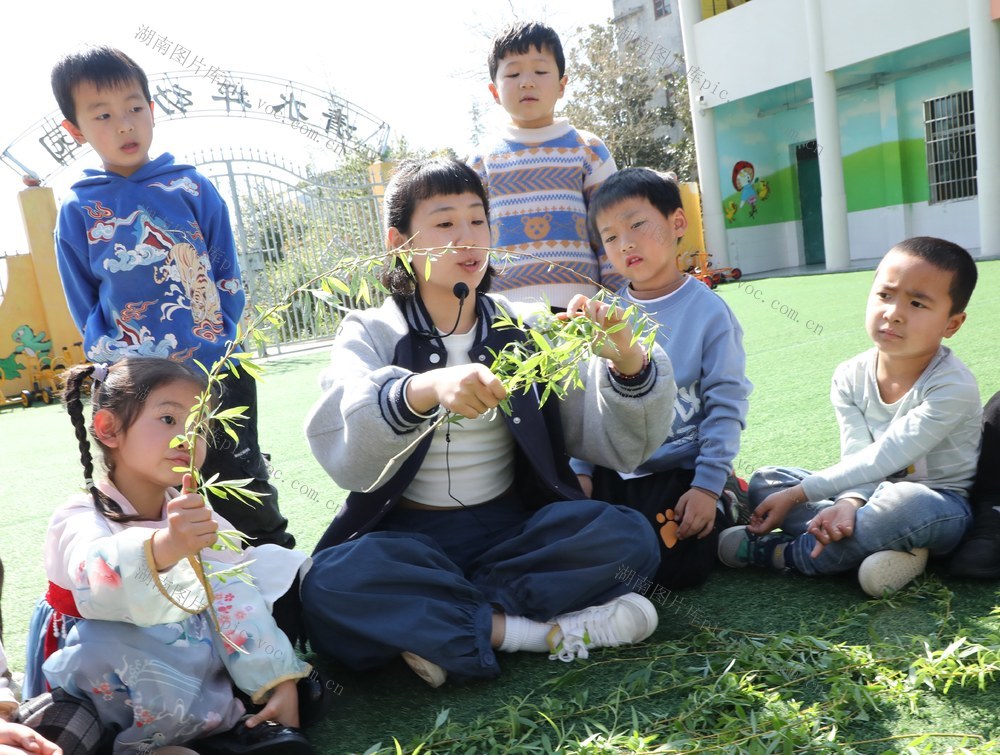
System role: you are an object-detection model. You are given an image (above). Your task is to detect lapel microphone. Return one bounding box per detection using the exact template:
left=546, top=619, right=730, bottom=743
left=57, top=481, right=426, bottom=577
left=438, top=282, right=470, bottom=338
left=417, top=282, right=471, bottom=339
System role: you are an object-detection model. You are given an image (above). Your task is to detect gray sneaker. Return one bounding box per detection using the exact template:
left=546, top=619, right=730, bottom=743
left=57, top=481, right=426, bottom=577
left=718, top=526, right=794, bottom=569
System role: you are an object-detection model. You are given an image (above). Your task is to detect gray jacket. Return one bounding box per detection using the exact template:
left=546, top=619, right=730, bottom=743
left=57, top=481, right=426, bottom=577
left=305, top=292, right=675, bottom=552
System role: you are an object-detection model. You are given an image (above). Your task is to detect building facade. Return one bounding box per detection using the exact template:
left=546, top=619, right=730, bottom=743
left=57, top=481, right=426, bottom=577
left=675, top=0, right=999, bottom=274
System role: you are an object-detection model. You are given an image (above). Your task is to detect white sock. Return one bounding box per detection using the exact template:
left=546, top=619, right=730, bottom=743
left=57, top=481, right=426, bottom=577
left=498, top=615, right=555, bottom=653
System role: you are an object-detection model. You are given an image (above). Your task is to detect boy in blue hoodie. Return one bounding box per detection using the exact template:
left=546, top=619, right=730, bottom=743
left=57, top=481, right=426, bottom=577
left=51, top=46, right=293, bottom=548
left=573, top=168, right=752, bottom=589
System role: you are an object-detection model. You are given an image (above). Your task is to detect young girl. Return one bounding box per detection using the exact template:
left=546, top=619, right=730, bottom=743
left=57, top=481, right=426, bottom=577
left=30, top=358, right=313, bottom=754
left=301, top=157, right=676, bottom=687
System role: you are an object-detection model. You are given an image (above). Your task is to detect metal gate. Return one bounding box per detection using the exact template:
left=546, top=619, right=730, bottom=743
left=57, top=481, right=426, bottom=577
left=189, top=147, right=386, bottom=352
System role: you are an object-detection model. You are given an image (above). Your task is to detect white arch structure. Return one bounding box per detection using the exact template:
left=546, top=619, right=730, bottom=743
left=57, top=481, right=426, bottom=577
left=1, top=69, right=391, bottom=182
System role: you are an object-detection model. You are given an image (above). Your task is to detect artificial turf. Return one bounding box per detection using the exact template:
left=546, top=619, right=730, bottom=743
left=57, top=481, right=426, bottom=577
left=1, top=261, right=999, bottom=753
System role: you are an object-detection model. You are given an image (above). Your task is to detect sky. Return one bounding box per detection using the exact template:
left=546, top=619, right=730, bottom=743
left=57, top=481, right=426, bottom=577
left=0, top=0, right=616, bottom=256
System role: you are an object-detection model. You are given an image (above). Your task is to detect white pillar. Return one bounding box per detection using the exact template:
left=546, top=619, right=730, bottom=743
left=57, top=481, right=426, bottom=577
left=677, top=0, right=729, bottom=267
left=803, top=0, right=850, bottom=271
left=968, top=0, right=1000, bottom=258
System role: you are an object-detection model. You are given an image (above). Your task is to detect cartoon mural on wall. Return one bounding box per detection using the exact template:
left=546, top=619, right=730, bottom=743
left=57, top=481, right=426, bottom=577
left=12, top=325, right=51, bottom=359
left=725, top=160, right=771, bottom=223
left=0, top=352, right=24, bottom=381
left=0, top=207, right=86, bottom=407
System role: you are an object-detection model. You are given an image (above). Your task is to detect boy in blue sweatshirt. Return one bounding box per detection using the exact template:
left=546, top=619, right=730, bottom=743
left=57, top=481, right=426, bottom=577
left=574, top=168, right=752, bottom=588
left=51, top=46, right=293, bottom=548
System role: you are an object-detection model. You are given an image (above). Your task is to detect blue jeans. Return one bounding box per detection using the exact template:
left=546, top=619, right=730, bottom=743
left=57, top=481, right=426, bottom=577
left=749, top=467, right=972, bottom=575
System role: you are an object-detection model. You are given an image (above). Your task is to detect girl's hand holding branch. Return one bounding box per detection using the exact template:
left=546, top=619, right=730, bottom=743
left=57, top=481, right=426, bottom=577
left=151, top=473, right=220, bottom=570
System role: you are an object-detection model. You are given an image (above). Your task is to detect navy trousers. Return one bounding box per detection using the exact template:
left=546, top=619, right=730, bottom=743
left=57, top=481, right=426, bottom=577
left=301, top=494, right=659, bottom=679
left=199, top=369, right=294, bottom=548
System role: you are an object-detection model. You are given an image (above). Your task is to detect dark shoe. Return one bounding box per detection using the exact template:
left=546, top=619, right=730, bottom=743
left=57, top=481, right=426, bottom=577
left=197, top=717, right=313, bottom=755
left=718, top=526, right=794, bottom=569
left=949, top=509, right=1000, bottom=578
left=721, top=476, right=752, bottom=527
left=298, top=669, right=336, bottom=728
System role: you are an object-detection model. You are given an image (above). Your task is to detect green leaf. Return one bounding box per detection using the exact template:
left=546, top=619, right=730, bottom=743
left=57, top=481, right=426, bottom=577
left=327, top=275, right=352, bottom=295
left=434, top=708, right=450, bottom=729
left=213, top=405, right=251, bottom=421
left=310, top=288, right=337, bottom=305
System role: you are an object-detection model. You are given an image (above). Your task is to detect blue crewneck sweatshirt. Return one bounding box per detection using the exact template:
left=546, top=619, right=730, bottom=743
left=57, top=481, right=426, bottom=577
left=55, top=152, right=245, bottom=366
left=575, top=275, right=752, bottom=495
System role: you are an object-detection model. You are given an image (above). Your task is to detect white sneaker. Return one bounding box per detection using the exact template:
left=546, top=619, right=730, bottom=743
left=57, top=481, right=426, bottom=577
left=401, top=651, right=447, bottom=688
left=548, top=592, right=659, bottom=662
left=858, top=548, right=929, bottom=598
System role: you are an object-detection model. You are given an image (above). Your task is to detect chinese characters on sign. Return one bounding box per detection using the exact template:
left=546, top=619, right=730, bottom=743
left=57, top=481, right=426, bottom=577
left=0, top=29, right=391, bottom=183
left=132, top=24, right=378, bottom=156
left=38, top=118, right=84, bottom=166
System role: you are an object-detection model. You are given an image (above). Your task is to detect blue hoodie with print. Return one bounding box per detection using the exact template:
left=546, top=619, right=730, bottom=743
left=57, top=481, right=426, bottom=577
left=55, top=152, right=245, bottom=366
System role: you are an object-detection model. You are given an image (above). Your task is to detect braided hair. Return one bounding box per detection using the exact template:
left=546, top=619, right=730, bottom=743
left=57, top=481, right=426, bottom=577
left=61, top=357, right=209, bottom=522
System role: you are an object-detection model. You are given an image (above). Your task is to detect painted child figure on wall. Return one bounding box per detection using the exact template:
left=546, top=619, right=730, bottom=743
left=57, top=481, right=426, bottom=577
left=733, top=161, right=758, bottom=218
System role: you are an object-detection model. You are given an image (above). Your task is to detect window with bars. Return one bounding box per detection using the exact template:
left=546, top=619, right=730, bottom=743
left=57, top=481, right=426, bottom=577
left=924, top=90, right=977, bottom=204
left=653, top=0, right=671, bottom=18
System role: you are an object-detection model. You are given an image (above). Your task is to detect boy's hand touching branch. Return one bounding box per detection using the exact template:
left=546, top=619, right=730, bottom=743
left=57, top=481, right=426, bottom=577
left=563, top=294, right=646, bottom=376
left=806, top=498, right=863, bottom=558
left=151, top=473, right=220, bottom=570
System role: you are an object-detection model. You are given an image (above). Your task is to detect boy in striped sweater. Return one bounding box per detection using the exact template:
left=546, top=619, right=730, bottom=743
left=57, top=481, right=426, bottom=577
left=470, top=21, right=621, bottom=309
left=719, top=238, right=982, bottom=597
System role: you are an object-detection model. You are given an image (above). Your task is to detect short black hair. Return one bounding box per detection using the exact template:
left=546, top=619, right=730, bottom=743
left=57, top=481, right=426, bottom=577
left=52, top=46, right=151, bottom=126
left=889, top=236, right=978, bottom=314
left=488, top=21, right=566, bottom=81
left=588, top=168, right=683, bottom=245
left=380, top=157, right=494, bottom=298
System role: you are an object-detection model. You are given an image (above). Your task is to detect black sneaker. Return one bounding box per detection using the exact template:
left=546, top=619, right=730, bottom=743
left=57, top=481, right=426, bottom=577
left=721, top=475, right=753, bottom=527
left=196, top=717, right=313, bottom=755
left=718, top=526, right=794, bottom=569
left=297, top=669, right=337, bottom=728
left=949, top=507, right=1000, bottom=578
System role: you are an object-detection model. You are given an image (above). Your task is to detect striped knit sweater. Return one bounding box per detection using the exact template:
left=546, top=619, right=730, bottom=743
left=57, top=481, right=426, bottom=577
left=469, top=118, right=621, bottom=307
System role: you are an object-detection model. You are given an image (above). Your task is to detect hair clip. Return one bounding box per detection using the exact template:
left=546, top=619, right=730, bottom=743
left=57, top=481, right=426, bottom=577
left=91, top=362, right=109, bottom=383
